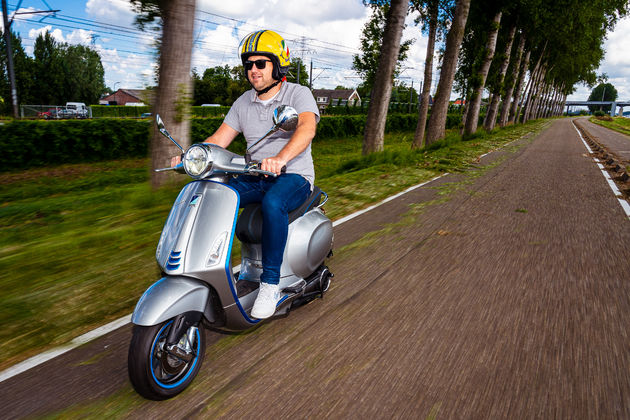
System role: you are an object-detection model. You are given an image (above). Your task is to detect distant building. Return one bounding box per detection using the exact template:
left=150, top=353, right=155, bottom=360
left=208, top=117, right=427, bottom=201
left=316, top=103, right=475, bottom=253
left=99, top=89, right=154, bottom=106
left=311, top=89, right=361, bottom=112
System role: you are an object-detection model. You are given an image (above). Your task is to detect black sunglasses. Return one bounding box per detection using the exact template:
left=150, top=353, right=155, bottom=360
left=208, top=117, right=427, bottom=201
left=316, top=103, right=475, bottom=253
left=244, top=59, right=272, bottom=71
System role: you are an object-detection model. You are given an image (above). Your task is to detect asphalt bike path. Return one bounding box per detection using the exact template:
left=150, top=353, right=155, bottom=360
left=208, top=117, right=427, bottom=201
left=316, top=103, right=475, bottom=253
left=3, top=118, right=630, bottom=418
left=575, top=117, right=630, bottom=165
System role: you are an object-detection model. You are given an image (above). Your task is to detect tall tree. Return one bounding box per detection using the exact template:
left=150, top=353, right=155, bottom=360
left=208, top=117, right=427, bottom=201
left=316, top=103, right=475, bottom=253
left=131, top=0, right=196, bottom=189
left=32, top=31, right=65, bottom=105
left=425, top=0, right=471, bottom=145
left=353, top=3, right=412, bottom=102
left=362, top=0, right=409, bottom=154
left=412, top=0, right=440, bottom=149
left=483, top=23, right=516, bottom=131
left=499, top=33, right=524, bottom=127
left=62, top=45, right=106, bottom=104
left=462, top=11, right=502, bottom=136
left=0, top=30, right=34, bottom=114
left=588, top=82, right=617, bottom=112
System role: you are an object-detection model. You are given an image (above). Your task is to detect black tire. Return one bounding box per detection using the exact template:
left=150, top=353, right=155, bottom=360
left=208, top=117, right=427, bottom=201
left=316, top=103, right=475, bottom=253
left=128, top=319, right=205, bottom=400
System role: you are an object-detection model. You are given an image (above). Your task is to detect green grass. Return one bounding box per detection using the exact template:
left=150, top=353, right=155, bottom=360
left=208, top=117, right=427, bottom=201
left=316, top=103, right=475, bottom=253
left=589, top=116, right=630, bottom=137
left=0, top=119, right=548, bottom=371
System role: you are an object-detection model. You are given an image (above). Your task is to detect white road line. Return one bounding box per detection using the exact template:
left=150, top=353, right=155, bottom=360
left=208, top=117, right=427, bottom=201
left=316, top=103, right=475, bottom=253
left=332, top=174, right=447, bottom=227
left=0, top=315, right=131, bottom=383
left=572, top=121, right=630, bottom=220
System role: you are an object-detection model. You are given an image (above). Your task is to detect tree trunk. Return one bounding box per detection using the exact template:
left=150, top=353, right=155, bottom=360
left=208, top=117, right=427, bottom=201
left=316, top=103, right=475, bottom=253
left=463, top=11, right=502, bottom=136
left=499, top=34, right=524, bottom=127
left=484, top=24, right=516, bottom=131
left=412, top=0, right=438, bottom=149
left=150, top=0, right=196, bottom=189
left=519, top=57, right=542, bottom=123
left=508, top=49, right=530, bottom=124
left=425, top=0, right=471, bottom=145
left=363, top=0, right=408, bottom=155
left=525, top=64, right=546, bottom=122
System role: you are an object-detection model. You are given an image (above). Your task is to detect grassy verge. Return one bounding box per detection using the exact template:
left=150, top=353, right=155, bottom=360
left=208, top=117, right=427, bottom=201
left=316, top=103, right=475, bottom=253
left=588, top=115, right=630, bottom=137
left=0, top=119, right=548, bottom=370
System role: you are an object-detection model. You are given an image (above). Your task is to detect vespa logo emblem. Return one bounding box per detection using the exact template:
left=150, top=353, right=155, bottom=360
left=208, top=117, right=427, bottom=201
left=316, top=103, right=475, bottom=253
left=190, top=195, right=201, bottom=206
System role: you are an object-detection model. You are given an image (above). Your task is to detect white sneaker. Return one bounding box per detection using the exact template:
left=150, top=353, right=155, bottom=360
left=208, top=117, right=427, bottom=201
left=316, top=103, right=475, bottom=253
left=251, top=282, right=280, bottom=319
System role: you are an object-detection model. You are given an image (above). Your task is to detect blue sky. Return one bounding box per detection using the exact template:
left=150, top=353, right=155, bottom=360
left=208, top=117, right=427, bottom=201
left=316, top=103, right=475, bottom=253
left=3, top=0, right=630, bottom=102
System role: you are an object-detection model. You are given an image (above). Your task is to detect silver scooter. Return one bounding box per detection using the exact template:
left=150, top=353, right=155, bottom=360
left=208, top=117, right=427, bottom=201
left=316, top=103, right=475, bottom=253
left=128, top=106, right=334, bottom=400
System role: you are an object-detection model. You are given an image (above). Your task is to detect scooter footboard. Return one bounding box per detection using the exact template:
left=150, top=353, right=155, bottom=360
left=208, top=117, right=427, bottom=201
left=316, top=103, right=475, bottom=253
left=131, top=276, right=210, bottom=326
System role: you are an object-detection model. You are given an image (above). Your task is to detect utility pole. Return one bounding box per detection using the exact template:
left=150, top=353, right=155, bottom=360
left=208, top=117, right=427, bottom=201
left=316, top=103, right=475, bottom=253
left=309, top=59, right=313, bottom=90
left=2, top=0, right=18, bottom=118
left=408, top=80, right=413, bottom=114
left=1, top=2, right=59, bottom=118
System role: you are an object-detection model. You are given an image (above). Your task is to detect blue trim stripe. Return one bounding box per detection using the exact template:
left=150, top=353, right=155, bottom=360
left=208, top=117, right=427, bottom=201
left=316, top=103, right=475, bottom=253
left=205, top=180, right=290, bottom=324
left=150, top=321, right=201, bottom=389
left=302, top=192, right=322, bottom=216
left=205, top=180, right=259, bottom=325
left=253, top=30, right=265, bottom=50
left=247, top=30, right=264, bottom=52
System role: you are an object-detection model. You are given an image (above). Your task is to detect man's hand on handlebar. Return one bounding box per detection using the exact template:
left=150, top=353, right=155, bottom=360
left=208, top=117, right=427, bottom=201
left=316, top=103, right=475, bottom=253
left=261, top=156, right=287, bottom=176
left=171, top=155, right=182, bottom=167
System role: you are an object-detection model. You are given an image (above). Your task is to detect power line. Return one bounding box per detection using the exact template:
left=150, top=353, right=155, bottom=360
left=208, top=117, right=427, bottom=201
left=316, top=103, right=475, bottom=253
left=9, top=3, right=364, bottom=87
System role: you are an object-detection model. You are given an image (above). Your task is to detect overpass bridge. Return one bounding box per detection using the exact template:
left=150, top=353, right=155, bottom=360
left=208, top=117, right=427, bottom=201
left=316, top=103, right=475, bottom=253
left=565, top=100, right=630, bottom=117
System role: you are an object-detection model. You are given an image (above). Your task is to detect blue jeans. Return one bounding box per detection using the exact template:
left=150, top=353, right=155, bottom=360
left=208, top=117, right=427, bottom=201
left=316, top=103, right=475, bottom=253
left=229, top=174, right=311, bottom=285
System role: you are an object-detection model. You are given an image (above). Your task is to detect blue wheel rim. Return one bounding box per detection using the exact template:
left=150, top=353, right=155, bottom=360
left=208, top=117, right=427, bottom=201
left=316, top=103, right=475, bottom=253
left=150, top=321, right=201, bottom=389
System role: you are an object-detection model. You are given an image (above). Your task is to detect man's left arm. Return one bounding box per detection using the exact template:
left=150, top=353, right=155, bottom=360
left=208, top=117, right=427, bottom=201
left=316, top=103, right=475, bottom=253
left=260, top=111, right=317, bottom=175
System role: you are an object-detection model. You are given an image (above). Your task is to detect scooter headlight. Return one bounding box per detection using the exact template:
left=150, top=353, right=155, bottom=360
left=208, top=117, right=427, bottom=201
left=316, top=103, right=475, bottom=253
left=183, top=144, right=212, bottom=178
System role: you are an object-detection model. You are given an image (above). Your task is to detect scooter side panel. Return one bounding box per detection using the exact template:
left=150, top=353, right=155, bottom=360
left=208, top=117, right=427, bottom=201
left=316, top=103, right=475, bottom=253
left=284, top=209, right=334, bottom=278
left=131, top=276, right=209, bottom=326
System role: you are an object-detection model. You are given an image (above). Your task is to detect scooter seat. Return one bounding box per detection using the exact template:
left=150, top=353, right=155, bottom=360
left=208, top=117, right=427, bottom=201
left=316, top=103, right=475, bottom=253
left=236, top=186, right=323, bottom=244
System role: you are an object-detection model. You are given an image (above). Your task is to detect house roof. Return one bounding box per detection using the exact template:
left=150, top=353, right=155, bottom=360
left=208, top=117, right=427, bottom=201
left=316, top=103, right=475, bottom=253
left=120, top=89, right=147, bottom=101
left=101, top=89, right=154, bottom=103
left=312, top=89, right=358, bottom=100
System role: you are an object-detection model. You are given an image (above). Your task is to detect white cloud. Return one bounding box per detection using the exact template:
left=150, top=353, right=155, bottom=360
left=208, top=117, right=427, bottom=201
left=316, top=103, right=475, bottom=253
left=85, top=0, right=136, bottom=25
left=28, top=26, right=65, bottom=43
left=566, top=14, right=630, bottom=102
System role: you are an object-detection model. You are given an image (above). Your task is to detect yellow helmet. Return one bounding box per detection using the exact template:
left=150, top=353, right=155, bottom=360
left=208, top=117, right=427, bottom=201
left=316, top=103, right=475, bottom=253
left=239, top=30, right=290, bottom=80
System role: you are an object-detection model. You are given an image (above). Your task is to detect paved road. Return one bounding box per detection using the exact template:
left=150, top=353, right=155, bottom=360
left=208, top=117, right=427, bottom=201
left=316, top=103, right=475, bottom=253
left=3, top=118, right=630, bottom=418
left=575, top=117, right=630, bottom=165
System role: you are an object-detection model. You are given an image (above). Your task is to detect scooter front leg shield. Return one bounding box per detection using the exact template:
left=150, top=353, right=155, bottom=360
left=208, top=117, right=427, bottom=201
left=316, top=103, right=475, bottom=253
left=131, top=276, right=209, bottom=326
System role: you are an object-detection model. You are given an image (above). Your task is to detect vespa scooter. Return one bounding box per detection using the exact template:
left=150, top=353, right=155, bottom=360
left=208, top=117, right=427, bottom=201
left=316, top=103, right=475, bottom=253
left=127, top=106, right=334, bottom=400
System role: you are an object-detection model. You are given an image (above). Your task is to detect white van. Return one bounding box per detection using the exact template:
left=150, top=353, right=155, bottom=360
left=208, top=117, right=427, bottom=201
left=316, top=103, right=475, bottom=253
left=65, top=102, right=89, bottom=119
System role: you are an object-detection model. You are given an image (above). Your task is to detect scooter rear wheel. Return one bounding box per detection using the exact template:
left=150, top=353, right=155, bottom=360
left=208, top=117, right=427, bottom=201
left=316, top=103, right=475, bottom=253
left=128, top=319, right=205, bottom=400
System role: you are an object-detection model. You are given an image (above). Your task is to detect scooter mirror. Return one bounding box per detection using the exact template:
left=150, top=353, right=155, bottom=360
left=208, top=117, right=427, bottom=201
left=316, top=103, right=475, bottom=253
left=156, top=114, right=165, bottom=132
left=155, top=114, right=184, bottom=153
left=272, top=105, right=299, bottom=132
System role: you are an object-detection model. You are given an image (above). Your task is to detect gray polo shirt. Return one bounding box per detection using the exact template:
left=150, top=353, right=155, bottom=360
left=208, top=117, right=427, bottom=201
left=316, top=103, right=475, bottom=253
left=224, top=82, right=320, bottom=187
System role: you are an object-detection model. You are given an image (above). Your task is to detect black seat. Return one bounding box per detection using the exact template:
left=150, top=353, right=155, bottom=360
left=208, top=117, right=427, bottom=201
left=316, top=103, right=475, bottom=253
left=236, top=186, right=322, bottom=244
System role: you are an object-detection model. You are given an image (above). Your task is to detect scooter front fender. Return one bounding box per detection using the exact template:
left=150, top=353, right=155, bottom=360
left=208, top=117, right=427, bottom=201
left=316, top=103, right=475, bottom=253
left=131, top=276, right=209, bottom=326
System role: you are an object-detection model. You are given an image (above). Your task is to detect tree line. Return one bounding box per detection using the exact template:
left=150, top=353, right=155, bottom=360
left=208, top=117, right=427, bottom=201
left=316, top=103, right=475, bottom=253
left=192, top=58, right=310, bottom=106
left=358, top=0, right=628, bottom=153
left=129, top=0, right=628, bottom=188
left=0, top=30, right=107, bottom=114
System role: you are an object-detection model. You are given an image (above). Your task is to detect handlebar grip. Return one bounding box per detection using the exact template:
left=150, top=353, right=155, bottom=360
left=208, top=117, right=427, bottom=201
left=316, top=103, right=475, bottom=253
left=281, top=165, right=286, bottom=174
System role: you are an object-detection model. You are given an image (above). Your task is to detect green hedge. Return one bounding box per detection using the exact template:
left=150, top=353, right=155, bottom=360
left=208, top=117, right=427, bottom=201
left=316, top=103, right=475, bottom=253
left=90, top=105, right=151, bottom=118
left=0, top=113, right=463, bottom=171
left=0, top=119, right=150, bottom=171
left=89, top=105, right=231, bottom=119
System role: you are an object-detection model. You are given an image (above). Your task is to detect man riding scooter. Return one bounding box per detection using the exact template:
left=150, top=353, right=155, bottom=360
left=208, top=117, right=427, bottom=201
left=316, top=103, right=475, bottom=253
left=173, top=30, right=320, bottom=318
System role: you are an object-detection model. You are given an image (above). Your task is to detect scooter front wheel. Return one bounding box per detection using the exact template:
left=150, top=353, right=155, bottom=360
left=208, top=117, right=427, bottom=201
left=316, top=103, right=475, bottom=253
left=128, top=319, right=205, bottom=400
